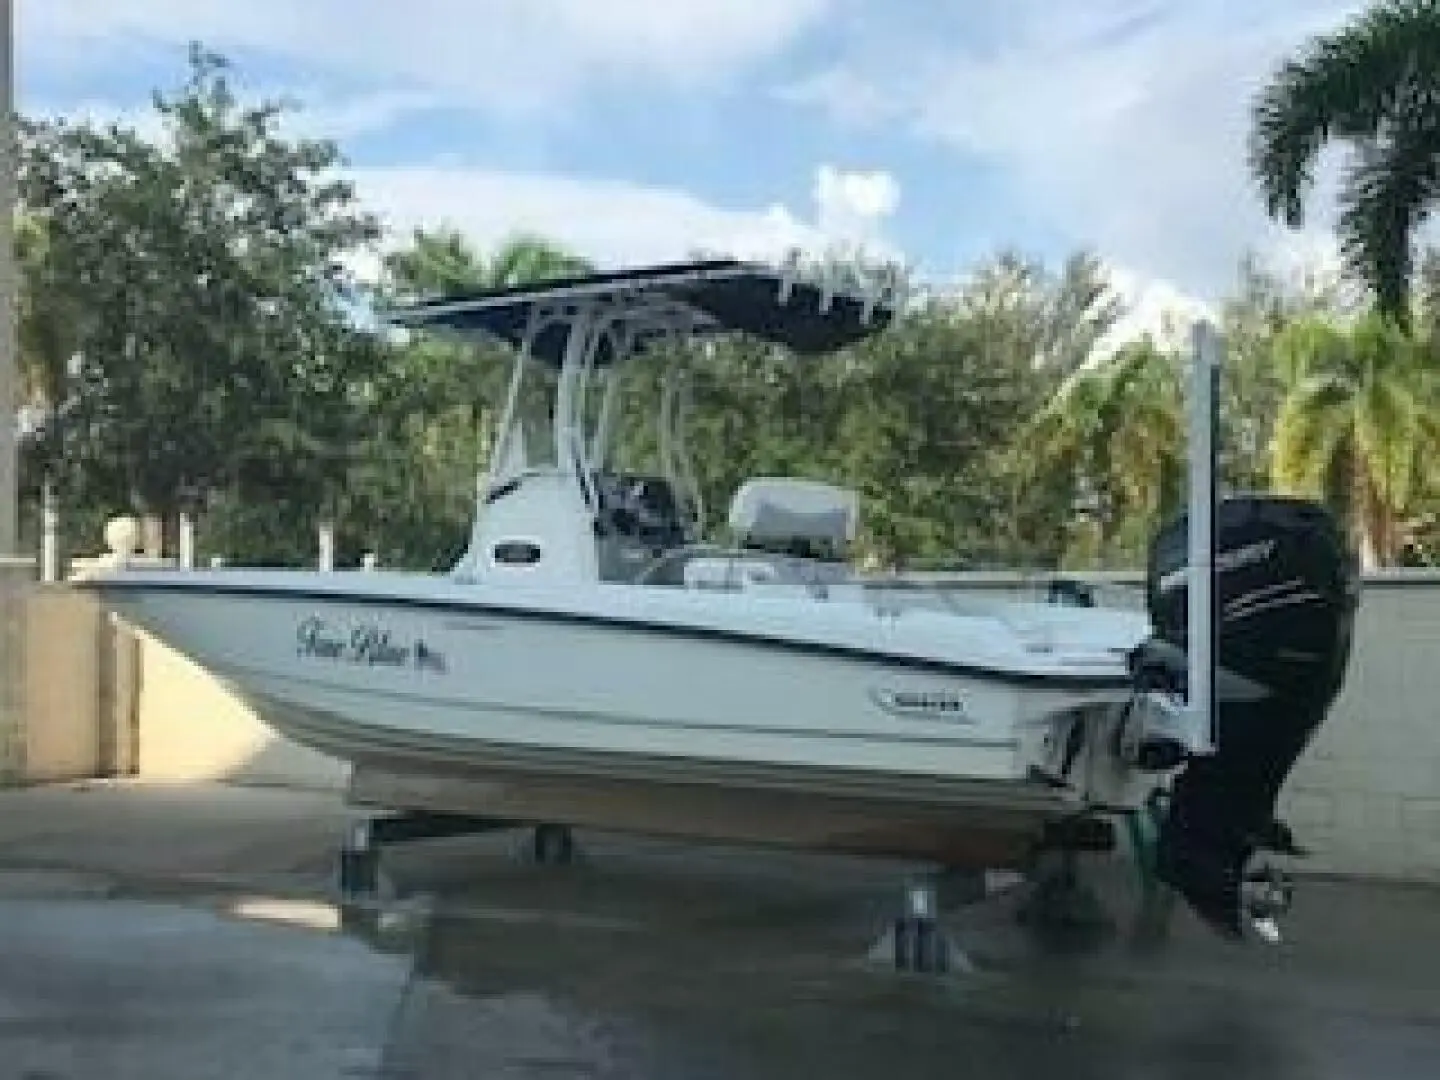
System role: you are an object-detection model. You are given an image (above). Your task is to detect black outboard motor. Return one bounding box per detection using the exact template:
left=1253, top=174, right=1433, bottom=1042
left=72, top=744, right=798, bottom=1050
left=1136, top=495, right=1360, bottom=938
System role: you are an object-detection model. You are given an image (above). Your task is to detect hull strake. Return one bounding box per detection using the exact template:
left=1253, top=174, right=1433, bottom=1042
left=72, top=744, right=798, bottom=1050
left=211, top=652, right=1039, bottom=784
left=269, top=696, right=1076, bottom=869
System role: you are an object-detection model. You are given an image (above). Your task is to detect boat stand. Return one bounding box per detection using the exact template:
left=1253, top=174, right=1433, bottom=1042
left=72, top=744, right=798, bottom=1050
left=866, top=870, right=981, bottom=975
left=337, top=812, right=578, bottom=902
left=1015, top=848, right=1114, bottom=948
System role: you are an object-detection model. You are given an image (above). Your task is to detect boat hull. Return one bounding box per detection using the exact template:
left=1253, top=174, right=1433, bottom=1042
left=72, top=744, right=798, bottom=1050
left=344, top=759, right=1074, bottom=869
left=79, top=569, right=1144, bottom=866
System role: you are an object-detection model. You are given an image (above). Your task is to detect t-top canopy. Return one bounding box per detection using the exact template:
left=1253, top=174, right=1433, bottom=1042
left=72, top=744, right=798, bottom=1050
left=382, top=256, right=897, bottom=367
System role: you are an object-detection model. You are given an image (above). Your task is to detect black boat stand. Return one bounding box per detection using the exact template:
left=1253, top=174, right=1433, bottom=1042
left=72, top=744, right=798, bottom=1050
left=337, top=812, right=578, bottom=902
left=865, top=867, right=995, bottom=975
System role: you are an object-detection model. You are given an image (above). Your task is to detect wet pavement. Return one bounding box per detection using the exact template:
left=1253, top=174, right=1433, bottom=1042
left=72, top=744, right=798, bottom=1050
left=0, top=889, right=409, bottom=1079
left=2, top=781, right=1439, bottom=1079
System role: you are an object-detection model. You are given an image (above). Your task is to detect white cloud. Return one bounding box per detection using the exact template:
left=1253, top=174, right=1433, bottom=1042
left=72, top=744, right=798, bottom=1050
left=26, top=0, right=831, bottom=117
left=343, top=163, right=902, bottom=282
left=813, top=165, right=900, bottom=241
left=1093, top=264, right=1219, bottom=362
left=779, top=1, right=1372, bottom=304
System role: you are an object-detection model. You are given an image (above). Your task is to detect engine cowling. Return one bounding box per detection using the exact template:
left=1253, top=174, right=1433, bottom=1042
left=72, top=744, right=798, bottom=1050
left=1146, top=494, right=1360, bottom=708
left=1139, top=495, right=1360, bottom=938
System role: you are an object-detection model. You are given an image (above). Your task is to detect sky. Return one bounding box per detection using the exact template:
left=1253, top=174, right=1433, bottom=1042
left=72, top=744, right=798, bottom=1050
left=22, top=0, right=1373, bottom=341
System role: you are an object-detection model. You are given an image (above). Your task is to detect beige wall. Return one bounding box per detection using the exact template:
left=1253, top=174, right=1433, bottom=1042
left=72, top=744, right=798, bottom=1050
left=128, top=623, right=348, bottom=791
left=8, top=578, right=346, bottom=791
left=2, top=573, right=120, bottom=785
left=22, top=585, right=105, bottom=782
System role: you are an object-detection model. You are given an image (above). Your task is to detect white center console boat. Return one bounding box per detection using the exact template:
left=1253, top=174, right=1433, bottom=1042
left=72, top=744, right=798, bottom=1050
left=73, top=256, right=1360, bottom=954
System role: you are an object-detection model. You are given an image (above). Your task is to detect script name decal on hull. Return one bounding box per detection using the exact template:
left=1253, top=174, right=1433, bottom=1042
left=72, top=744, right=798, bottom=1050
left=296, top=616, right=447, bottom=673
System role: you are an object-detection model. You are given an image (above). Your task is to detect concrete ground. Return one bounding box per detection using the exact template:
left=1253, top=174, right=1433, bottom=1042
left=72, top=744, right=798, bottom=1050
left=1, top=781, right=1437, bottom=1079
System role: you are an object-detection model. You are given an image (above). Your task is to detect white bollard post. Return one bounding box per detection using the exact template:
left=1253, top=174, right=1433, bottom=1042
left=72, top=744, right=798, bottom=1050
left=318, top=521, right=335, bottom=572
left=178, top=511, right=195, bottom=569
left=361, top=552, right=378, bottom=572
left=40, top=477, right=58, bottom=582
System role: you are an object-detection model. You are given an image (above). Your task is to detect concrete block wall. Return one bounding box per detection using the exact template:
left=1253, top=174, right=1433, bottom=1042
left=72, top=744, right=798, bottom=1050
left=1277, top=576, right=1440, bottom=881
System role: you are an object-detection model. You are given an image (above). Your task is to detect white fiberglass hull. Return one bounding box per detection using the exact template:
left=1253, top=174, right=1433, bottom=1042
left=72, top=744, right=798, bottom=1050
left=78, top=566, right=1152, bottom=865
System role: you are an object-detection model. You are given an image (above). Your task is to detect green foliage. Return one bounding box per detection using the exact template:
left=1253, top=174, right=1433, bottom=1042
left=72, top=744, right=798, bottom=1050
left=1249, top=0, right=1440, bottom=323
left=19, top=45, right=383, bottom=560
left=1213, top=253, right=1360, bottom=493
left=1024, top=338, right=1185, bottom=568
left=16, top=41, right=1439, bottom=574
left=1270, top=310, right=1439, bottom=565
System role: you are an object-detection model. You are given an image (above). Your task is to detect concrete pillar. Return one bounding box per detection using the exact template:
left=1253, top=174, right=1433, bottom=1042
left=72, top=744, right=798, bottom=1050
left=0, top=557, right=31, bottom=783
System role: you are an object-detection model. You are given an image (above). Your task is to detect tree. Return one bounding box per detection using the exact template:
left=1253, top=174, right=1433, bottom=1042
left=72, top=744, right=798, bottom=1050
left=1270, top=311, right=1439, bottom=566
left=952, top=249, right=1123, bottom=378
left=380, top=227, right=593, bottom=302
left=1024, top=338, right=1185, bottom=568
left=14, top=212, right=75, bottom=417
left=1249, top=0, right=1440, bottom=325
left=932, top=250, right=1128, bottom=568
left=20, top=44, right=383, bottom=560
left=1215, top=251, right=1357, bottom=492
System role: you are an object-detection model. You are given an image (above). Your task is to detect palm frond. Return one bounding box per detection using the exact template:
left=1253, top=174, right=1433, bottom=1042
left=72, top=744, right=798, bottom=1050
left=1272, top=315, right=1351, bottom=387
left=1271, top=374, right=1355, bottom=494
left=1336, top=134, right=1440, bottom=322
left=1356, top=370, right=1422, bottom=508
left=1249, top=0, right=1440, bottom=227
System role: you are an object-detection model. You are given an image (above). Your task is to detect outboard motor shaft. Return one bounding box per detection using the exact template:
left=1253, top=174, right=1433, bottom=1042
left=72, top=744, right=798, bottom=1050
left=1138, top=495, right=1360, bottom=938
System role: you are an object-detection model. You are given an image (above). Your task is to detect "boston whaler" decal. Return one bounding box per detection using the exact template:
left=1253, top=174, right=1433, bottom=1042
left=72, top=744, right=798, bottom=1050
left=295, top=616, right=448, bottom=673
left=869, top=687, right=974, bottom=722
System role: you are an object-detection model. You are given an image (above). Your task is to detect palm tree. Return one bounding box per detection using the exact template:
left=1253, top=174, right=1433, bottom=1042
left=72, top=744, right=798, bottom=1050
left=1269, top=312, right=1438, bottom=566
left=1248, top=0, right=1440, bottom=326
left=381, top=228, right=594, bottom=301
left=1025, top=338, right=1185, bottom=566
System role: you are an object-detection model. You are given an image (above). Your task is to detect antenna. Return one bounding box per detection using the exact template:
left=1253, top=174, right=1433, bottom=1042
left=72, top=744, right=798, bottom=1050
left=776, top=248, right=802, bottom=305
